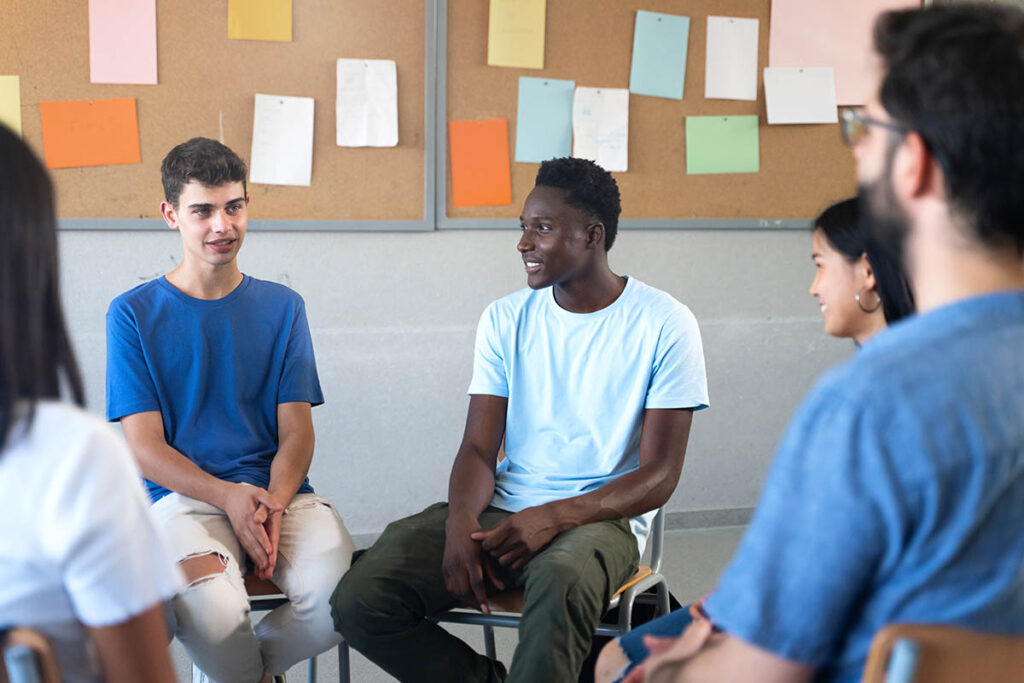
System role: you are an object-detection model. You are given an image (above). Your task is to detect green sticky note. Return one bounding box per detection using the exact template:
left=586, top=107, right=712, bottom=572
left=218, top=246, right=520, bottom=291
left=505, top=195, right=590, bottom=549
left=0, top=76, right=21, bottom=135
left=686, top=115, right=759, bottom=174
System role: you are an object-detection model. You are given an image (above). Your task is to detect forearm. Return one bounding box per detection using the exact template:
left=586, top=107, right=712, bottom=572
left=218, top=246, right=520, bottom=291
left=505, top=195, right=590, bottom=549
left=447, top=446, right=497, bottom=523
left=545, top=460, right=679, bottom=533
left=134, top=440, right=230, bottom=509
left=267, top=430, right=314, bottom=507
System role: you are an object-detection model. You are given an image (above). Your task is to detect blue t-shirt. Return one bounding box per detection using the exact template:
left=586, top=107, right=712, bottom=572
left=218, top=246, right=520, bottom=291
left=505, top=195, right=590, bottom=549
left=703, top=291, right=1024, bottom=682
left=468, top=277, right=709, bottom=553
left=105, top=275, right=324, bottom=502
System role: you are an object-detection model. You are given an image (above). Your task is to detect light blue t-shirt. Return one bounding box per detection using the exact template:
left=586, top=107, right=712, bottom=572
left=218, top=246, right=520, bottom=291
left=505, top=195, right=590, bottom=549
left=704, top=291, right=1024, bottom=682
left=468, top=277, right=709, bottom=552
left=105, top=275, right=324, bottom=502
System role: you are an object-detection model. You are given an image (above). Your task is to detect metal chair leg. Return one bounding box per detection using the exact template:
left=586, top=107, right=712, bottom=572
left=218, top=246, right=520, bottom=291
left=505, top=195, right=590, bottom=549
left=483, top=625, right=497, bottom=660
left=337, top=641, right=350, bottom=683
left=307, top=652, right=317, bottom=681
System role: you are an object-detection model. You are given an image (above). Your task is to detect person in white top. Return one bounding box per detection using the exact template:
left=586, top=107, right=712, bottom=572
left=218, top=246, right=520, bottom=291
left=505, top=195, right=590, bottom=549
left=0, top=123, right=181, bottom=682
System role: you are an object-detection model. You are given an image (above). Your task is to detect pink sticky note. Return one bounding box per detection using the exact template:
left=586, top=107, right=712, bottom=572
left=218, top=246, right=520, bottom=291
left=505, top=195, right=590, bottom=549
left=89, top=0, right=158, bottom=84
left=769, top=0, right=918, bottom=105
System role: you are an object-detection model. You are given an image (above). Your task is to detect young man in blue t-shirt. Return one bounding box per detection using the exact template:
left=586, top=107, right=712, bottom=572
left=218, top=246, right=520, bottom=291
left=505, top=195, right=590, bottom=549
left=106, top=138, right=355, bottom=683
left=597, top=6, right=1024, bottom=683
left=331, top=157, right=709, bottom=682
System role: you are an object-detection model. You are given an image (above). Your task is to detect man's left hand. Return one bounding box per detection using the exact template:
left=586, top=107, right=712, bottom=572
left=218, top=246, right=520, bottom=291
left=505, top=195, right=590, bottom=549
left=254, top=502, right=284, bottom=581
left=470, top=506, right=560, bottom=570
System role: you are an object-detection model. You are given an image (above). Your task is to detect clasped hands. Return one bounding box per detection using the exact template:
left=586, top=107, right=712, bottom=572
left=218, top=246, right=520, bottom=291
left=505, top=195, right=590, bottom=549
left=222, top=482, right=285, bottom=581
left=443, top=505, right=560, bottom=614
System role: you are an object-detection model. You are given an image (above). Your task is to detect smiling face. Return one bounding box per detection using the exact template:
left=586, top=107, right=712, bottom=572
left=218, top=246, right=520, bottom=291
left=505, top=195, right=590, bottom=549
left=162, top=180, right=248, bottom=271
left=517, top=185, right=600, bottom=290
left=809, top=228, right=879, bottom=341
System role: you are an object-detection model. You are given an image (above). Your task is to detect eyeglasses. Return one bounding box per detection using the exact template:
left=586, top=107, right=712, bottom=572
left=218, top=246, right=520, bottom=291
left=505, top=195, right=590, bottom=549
left=839, top=108, right=908, bottom=147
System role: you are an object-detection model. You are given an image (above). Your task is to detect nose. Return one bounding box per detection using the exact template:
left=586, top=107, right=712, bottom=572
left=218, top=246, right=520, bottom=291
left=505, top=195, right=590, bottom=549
left=210, top=209, right=228, bottom=232
left=809, top=272, right=819, bottom=297
left=517, top=230, right=532, bottom=253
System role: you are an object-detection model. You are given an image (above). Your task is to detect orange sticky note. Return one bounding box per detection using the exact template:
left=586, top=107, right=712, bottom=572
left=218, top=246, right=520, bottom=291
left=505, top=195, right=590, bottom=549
left=449, top=119, right=512, bottom=208
left=39, top=98, right=141, bottom=169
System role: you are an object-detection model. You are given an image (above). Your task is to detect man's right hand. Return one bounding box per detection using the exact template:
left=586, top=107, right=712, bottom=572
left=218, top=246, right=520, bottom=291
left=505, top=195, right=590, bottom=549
left=443, top=513, right=496, bottom=614
left=220, top=482, right=282, bottom=574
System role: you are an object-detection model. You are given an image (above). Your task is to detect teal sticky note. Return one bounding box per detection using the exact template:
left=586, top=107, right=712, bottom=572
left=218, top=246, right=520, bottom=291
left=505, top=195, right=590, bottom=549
left=629, top=10, right=690, bottom=100
left=515, top=77, right=575, bottom=163
left=686, top=115, right=760, bottom=174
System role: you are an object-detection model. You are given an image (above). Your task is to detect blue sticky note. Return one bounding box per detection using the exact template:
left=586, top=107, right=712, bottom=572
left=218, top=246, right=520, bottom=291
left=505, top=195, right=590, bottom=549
left=629, top=10, right=690, bottom=100
left=515, top=77, right=575, bottom=163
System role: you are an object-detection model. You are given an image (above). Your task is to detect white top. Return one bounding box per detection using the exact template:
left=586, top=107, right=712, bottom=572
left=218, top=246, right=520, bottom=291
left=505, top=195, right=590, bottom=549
left=468, top=277, right=709, bottom=554
left=0, top=401, right=182, bottom=682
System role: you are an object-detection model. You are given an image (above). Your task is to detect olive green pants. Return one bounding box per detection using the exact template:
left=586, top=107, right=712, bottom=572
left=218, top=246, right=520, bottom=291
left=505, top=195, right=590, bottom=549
left=330, top=502, right=639, bottom=682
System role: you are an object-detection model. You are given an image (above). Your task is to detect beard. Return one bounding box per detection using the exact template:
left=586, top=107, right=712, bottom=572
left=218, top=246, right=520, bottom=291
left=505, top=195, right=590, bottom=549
left=857, top=167, right=911, bottom=276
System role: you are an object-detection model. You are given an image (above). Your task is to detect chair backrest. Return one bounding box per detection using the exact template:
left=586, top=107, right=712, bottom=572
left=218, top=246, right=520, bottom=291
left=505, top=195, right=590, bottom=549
left=0, top=628, right=60, bottom=683
left=648, top=507, right=665, bottom=574
left=862, top=623, right=1024, bottom=683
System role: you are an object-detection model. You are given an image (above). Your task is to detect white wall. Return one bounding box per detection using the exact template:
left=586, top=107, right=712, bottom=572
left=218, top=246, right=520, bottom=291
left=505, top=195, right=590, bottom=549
left=59, top=227, right=854, bottom=537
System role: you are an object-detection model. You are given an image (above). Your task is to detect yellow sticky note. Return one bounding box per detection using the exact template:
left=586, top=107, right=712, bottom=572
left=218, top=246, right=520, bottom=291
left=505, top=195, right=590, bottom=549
left=0, top=76, right=22, bottom=136
left=228, top=0, right=292, bottom=42
left=488, top=0, right=545, bottom=69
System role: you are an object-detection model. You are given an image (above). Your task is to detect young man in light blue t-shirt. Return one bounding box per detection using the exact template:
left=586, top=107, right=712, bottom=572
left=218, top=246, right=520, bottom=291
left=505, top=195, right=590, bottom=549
left=332, top=157, right=709, bottom=682
left=106, top=138, right=355, bottom=683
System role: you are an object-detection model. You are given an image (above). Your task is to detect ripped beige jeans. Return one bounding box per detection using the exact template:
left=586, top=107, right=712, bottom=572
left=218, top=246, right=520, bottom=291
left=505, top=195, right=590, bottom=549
left=151, top=490, right=355, bottom=682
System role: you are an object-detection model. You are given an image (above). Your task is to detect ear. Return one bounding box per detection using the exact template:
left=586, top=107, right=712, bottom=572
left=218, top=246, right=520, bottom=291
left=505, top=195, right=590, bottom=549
left=857, top=252, right=877, bottom=293
left=586, top=222, right=605, bottom=250
left=894, top=131, right=942, bottom=202
left=160, top=201, right=179, bottom=231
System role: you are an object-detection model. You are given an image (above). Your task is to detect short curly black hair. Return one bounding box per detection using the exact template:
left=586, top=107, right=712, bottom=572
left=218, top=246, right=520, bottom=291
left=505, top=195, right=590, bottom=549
left=534, top=158, right=621, bottom=251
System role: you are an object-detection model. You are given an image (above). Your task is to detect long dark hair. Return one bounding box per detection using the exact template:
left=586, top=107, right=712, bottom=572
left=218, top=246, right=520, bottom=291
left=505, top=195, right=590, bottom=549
left=0, top=124, right=84, bottom=448
left=814, top=198, right=916, bottom=324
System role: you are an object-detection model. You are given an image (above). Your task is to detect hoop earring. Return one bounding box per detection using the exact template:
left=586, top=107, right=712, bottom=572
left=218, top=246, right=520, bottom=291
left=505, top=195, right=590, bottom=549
left=856, top=288, right=882, bottom=313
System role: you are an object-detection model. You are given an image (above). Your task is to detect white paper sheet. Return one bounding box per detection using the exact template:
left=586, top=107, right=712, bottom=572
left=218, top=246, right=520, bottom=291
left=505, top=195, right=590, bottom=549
left=249, top=94, right=315, bottom=186
left=336, top=59, right=398, bottom=147
left=572, top=87, right=629, bottom=172
left=705, top=16, right=759, bottom=101
left=764, top=67, right=838, bottom=124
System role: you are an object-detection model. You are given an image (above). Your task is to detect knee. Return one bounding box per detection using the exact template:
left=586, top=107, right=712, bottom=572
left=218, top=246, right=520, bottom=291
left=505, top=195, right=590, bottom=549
left=172, top=555, right=249, bottom=641
left=594, top=638, right=629, bottom=683
left=330, top=563, right=389, bottom=640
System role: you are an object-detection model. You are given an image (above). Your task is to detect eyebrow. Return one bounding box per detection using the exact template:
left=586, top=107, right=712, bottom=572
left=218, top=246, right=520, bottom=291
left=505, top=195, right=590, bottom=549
left=187, top=197, right=246, bottom=210
left=520, top=215, right=555, bottom=221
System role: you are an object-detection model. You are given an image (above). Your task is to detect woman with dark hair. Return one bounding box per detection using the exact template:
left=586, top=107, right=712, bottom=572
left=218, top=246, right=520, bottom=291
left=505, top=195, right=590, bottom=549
left=0, top=124, right=180, bottom=682
left=810, top=197, right=915, bottom=344
left=595, top=197, right=916, bottom=683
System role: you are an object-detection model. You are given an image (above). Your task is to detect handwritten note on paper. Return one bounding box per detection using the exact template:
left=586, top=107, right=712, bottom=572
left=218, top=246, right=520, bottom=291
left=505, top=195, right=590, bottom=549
left=0, top=76, right=22, bottom=135
left=629, top=10, right=690, bottom=100
left=39, top=98, right=141, bottom=169
left=515, top=77, right=574, bottom=163
left=686, top=115, right=760, bottom=175
left=769, top=0, right=918, bottom=105
left=572, top=87, right=629, bottom=172
left=488, top=0, right=546, bottom=69
left=89, top=0, right=157, bottom=84
left=228, top=0, right=292, bottom=42
left=449, top=119, right=512, bottom=208
left=249, top=94, right=314, bottom=186
left=337, top=59, right=399, bottom=147
left=705, top=16, right=759, bottom=101
left=764, top=67, right=838, bottom=125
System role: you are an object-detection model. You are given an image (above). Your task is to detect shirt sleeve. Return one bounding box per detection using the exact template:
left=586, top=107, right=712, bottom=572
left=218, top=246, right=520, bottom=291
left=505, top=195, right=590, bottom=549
left=467, top=302, right=509, bottom=397
left=702, top=380, right=893, bottom=666
left=105, top=297, right=161, bottom=421
left=278, top=296, right=325, bottom=407
left=645, top=303, right=709, bottom=410
left=43, top=421, right=182, bottom=627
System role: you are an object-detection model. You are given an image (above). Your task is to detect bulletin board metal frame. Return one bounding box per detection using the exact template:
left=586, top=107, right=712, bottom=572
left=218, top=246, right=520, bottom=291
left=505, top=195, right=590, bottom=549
left=56, top=0, right=440, bottom=232
left=434, top=0, right=849, bottom=231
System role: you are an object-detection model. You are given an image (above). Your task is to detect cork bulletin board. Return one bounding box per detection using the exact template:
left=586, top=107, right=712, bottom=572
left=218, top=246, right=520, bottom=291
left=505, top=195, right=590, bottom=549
left=0, top=0, right=427, bottom=225
left=442, top=0, right=859, bottom=226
